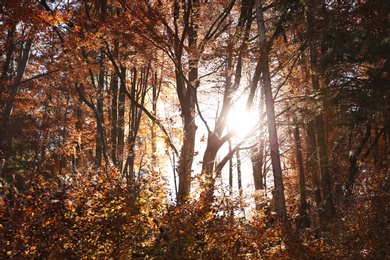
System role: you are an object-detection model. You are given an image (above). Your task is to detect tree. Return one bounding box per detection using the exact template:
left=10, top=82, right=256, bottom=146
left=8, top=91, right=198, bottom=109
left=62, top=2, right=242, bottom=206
left=293, top=117, right=310, bottom=227
left=302, top=0, right=335, bottom=221
left=255, top=0, right=287, bottom=219
left=2, top=1, right=390, bottom=258
left=0, top=0, right=73, bottom=188
left=319, top=0, right=390, bottom=202
left=120, top=0, right=240, bottom=203
left=199, top=0, right=255, bottom=205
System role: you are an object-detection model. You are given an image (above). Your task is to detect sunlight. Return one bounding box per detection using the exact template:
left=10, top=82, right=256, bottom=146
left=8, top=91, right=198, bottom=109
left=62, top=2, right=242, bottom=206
left=227, top=106, right=259, bottom=139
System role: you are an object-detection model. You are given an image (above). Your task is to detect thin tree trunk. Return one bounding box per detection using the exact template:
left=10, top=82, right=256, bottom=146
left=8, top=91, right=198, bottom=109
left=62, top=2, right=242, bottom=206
left=110, top=41, right=119, bottom=165
left=0, top=38, right=32, bottom=175
left=255, top=0, right=287, bottom=219
left=118, top=66, right=126, bottom=172
left=151, top=71, right=160, bottom=166
left=305, top=121, right=323, bottom=223
left=110, top=73, right=119, bottom=164
left=293, top=119, right=310, bottom=228
left=252, top=87, right=265, bottom=210
left=305, top=1, right=335, bottom=220
left=316, top=116, right=335, bottom=219
left=1, top=25, right=16, bottom=79
left=252, top=142, right=265, bottom=210
left=124, top=66, right=148, bottom=182
left=95, top=67, right=105, bottom=168
left=228, top=138, right=234, bottom=216
left=72, top=105, right=83, bottom=172
left=236, top=150, right=243, bottom=209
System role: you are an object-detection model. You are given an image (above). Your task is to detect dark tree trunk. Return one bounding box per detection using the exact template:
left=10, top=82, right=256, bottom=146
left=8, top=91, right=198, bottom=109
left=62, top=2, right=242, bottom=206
left=0, top=38, right=32, bottom=176
left=305, top=1, right=335, bottom=220
left=117, top=66, right=126, bottom=172
left=305, top=121, right=323, bottom=223
left=110, top=73, right=119, bottom=165
left=236, top=150, right=243, bottom=209
left=255, top=0, right=287, bottom=219
left=252, top=142, right=265, bottom=210
left=345, top=124, right=371, bottom=198
left=293, top=120, right=310, bottom=228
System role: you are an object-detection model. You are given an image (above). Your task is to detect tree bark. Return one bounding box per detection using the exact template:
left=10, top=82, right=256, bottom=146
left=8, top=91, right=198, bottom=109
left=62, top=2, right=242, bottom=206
left=305, top=121, right=323, bottom=222
left=252, top=85, right=265, bottom=210
left=117, top=66, right=126, bottom=173
left=227, top=139, right=236, bottom=217
left=176, top=0, right=199, bottom=203
left=255, top=0, right=287, bottom=219
left=151, top=71, right=160, bottom=166
left=305, top=1, right=335, bottom=220
left=176, top=103, right=197, bottom=202
left=236, top=150, right=243, bottom=209
left=252, top=142, right=265, bottom=210
left=110, top=72, right=119, bottom=165
left=293, top=120, right=310, bottom=228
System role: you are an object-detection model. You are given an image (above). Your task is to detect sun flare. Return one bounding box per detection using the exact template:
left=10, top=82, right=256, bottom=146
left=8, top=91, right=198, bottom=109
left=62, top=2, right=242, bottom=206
left=227, top=108, right=259, bottom=138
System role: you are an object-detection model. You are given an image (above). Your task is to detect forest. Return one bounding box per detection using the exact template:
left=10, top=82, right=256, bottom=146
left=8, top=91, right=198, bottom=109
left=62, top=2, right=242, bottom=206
left=1, top=0, right=389, bottom=259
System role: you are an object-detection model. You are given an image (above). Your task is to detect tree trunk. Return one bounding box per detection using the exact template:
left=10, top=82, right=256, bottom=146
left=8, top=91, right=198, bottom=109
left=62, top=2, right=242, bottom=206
left=175, top=58, right=198, bottom=202
left=176, top=0, right=199, bottom=203
left=228, top=139, right=234, bottom=216
left=251, top=144, right=265, bottom=190
left=177, top=105, right=197, bottom=202
left=110, top=41, right=119, bottom=166
left=252, top=86, right=265, bottom=210
left=252, top=142, right=265, bottom=210
left=345, top=124, right=371, bottom=198
left=123, top=66, right=148, bottom=181
left=236, top=150, right=243, bottom=209
left=305, top=1, right=335, bottom=220
left=315, top=116, right=335, bottom=220
left=95, top=67, right=105, bottom=168
left=199, top=0, right=254, bottom=206
left=293, top=120, right=310, bottom=228
left=255, top=0, right=287, bottom=219
left=305, top=121, right=323, bottom=222
left=110, top=73, right=119, bottom=165
left=151, top=71, right=160, bottom=166
left=115, top=66, right=126, bottom=173
left=0, top=38, right=32, bottom=176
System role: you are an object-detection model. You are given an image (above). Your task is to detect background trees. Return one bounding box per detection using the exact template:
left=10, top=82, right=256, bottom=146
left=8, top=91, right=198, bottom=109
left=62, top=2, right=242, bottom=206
left=1, top=0, right=389, bottom=258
